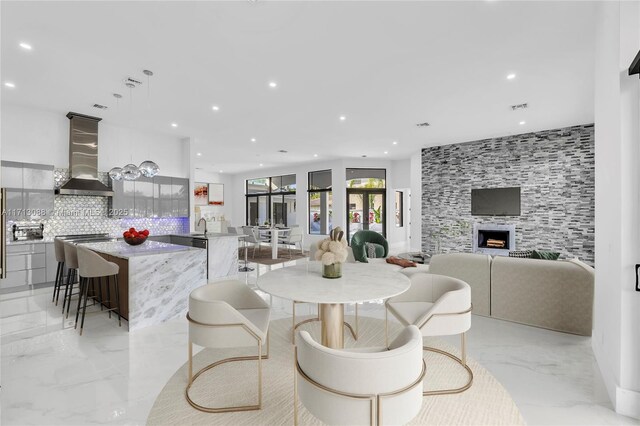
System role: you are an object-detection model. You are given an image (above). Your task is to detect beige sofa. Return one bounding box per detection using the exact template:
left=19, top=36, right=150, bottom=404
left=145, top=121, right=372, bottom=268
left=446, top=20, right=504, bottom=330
left=426, top=253, right=594, bottom=336
left=491, top=256, right=594, bottom=336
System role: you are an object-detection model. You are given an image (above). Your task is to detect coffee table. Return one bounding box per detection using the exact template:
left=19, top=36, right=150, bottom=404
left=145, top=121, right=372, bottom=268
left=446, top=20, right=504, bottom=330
left=257, top=262, right=410, bottom=348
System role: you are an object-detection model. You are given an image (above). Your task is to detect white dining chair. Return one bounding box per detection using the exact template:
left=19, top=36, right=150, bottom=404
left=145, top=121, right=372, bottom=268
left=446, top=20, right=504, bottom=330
left=294, top=325, right=425, bottom=426
left=186, top=280, right=271, bottom=413
left=281, top=226, right=303, bottom=256
left=385, top=272, right=473, bottom=395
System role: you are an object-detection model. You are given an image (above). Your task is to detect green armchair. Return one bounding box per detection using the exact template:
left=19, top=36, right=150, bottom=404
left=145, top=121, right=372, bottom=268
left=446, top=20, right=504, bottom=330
left=350, top=230, right=389, bottom=263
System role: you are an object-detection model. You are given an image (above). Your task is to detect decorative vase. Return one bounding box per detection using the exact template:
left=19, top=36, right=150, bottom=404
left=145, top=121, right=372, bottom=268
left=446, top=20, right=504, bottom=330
left=323, top=262, right=342, bottom=279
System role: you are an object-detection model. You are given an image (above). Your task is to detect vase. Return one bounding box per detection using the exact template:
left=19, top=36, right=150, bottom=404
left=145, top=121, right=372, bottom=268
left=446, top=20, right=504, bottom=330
left=322, top=262, right=342, bottom=279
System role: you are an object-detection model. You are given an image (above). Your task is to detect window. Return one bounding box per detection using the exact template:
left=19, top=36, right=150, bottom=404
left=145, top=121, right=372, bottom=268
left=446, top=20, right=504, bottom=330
left=308, top=170, right=332, bottom=235
left=346, top=168, right=386, bottom=189
left=395, top=191, right=403, bottom=227
left=245, top=175, right=296, bottom=226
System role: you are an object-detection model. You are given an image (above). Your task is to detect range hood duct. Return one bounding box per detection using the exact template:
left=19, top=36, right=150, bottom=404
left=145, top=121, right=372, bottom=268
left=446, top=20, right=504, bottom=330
left=56, top=112, right=114, bottom=197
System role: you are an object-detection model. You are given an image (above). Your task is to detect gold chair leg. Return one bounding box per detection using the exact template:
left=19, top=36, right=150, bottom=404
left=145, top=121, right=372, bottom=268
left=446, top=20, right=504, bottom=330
left=185, top=339, right=266, bottom=413
left=422, top=332, right=473, bottom=396
left=293, top=346, right=299, bottom=426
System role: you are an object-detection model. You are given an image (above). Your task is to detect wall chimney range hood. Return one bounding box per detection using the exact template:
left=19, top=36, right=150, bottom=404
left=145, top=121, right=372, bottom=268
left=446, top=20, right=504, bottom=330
left=56, top=112, right=114, bottom=197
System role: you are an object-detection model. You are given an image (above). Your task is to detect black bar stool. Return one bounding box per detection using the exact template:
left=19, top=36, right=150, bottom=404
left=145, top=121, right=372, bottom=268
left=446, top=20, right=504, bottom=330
left=61, top=242, right=80, bottom=317
left=52, top=238, right=66, bottom=305
left=75, top=246, right=121, bottom=335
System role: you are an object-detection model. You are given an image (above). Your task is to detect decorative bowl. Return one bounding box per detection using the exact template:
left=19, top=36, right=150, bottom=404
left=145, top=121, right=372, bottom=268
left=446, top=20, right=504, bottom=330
left=123, top=235, right=148, bottom=246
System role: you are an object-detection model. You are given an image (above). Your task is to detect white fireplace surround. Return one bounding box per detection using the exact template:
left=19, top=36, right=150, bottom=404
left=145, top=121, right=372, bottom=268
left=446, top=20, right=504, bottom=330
left=473, top=223, right=516, bottom=256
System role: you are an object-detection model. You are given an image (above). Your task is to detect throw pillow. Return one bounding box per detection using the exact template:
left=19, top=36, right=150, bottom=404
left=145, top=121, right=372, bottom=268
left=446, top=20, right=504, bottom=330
left=386, top=256, right=417, bottom=268
left=365, top=242, right=385, bottom=259
left=531, top=250, right=561, bottom=260
left=509, top=250, right=533, bottom=258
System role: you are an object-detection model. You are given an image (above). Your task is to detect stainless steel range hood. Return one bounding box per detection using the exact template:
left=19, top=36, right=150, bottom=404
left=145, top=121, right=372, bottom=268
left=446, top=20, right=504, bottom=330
left=56, top=112, right=114, bottom=197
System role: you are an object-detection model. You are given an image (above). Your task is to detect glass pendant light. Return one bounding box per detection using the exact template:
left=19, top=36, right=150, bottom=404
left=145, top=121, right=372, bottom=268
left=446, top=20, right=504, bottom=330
left=122, top=163, right=141, bottom=181
left=108, top=167, right=124, bottom=181
left=139, top=160, right=159, bottom=178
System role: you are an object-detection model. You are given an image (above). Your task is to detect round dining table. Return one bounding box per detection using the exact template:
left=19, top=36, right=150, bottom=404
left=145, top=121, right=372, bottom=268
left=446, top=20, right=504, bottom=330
left=257, top=261, right=411, bottom=349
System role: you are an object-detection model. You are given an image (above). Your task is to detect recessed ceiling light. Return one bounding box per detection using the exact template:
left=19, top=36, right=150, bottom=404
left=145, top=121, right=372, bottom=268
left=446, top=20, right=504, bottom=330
left=259, top=163, right=264, bottom=167
left=4, top=82, right=15, bottom=88
left=212, top=105, right=220, bottom=111
left=251, top=138, right=257, bottom=143
left=268, top=81, right=278, bottom=88
left=392, top=141, right=398, bottom=145
left=219, top=170, right=223, bottom=173
left=384, top=151, right=388, bottom=154
left=196, top=152, right=202, bottom=156
left=171, top=123, right=178, bottom=127
left=339, top=115, right=346, bottom=121
left=507, top=73, right=516, bottom=80
left=519, top=121, right=526, bottom=125
left=19, top=42, right=32, bottom=50
left=313, top=154, right=318, bottom=158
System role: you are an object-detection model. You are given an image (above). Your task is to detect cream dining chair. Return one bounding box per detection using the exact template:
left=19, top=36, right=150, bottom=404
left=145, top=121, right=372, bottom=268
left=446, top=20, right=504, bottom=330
left=385, top=272, right=473, bottom=396
left=294, top=325, right=425, bottom=426
left=186, top=280, right=271, bottom=413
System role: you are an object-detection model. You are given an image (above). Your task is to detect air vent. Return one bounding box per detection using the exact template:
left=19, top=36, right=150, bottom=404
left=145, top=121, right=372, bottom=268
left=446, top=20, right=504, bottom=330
left=361, top=155, right=367, bottom=158
left=278, top=150, right=288, bottom=153
left=125, top=77, right=143, bottom=85
left=511, top=103, right=528, bottom=111
left=93, top=104, right=108, bottom=109
left=416, top=122, right=430, bottom=127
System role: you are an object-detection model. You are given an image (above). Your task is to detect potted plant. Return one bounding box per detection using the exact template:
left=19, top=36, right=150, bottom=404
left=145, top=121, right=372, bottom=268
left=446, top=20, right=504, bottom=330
left=314, top=227, right=349, bottom=278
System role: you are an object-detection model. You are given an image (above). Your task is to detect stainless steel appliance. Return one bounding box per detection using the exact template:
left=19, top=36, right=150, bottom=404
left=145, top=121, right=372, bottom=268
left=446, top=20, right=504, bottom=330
left=55, top=233, right=115, bottom=244
left=55, top=112, right=114, bottom=197
left=12, top=223, right=44, bottom=242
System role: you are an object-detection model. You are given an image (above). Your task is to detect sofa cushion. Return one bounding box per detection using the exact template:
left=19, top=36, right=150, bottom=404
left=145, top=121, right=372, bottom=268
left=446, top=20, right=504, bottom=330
left=509, top=250, right=533, bottom=258
left=531, top=250, right=561, bottom=260
left=365, top=242, right=385, bottom=259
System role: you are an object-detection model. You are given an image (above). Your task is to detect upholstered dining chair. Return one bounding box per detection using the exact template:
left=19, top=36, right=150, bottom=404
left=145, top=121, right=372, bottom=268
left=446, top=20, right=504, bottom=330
left=291, top=242, right=359, bottom=344
left=350, top=230, right=389, bottom=263
left=242, top=226, right=265, bottom=257
left=281, top=226, right=303, bottom=257
left=294, top=325, right=425, bottom=426
left=385, top=272, right=473, bottom=396
left=186, top=280, right=271, bottom=413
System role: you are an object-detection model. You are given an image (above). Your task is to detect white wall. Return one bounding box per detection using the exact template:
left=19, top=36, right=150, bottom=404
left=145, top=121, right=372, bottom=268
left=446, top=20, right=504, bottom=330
left=228, top=157, right=422, bottom=250
left=593, top=1, right=640, bottom=419
left=1, top=105, right=187, bottom=178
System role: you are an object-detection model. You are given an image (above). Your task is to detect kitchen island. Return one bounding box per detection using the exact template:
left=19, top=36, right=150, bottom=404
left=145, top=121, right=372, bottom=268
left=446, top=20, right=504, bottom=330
left=79, top=240, right=207, bottom=331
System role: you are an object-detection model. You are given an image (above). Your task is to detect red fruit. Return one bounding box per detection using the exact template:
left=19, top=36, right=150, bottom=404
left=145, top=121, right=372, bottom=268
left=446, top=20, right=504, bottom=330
left=132, top=231, right=139, bottom=237
left=124, top=232, right=131, bottom=238
left=141, top=230, right=149, bottom=236
left=122, top=231, right=127, bottom=237
left=129, top=227, right=136, bottom=233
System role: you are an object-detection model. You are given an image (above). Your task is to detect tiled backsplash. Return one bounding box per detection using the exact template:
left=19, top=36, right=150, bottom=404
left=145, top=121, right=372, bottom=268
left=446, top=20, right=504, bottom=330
left=7, top=169, right=189, bottom=240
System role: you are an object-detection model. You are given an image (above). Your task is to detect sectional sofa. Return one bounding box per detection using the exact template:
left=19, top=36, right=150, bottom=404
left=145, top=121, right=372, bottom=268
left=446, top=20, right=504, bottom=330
left=427, top=253, right=594, bottom=336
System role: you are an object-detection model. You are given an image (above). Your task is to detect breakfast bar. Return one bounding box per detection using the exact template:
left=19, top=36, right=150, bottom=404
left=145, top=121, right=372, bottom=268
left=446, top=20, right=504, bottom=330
left=79, top=240, right=207, bottom=331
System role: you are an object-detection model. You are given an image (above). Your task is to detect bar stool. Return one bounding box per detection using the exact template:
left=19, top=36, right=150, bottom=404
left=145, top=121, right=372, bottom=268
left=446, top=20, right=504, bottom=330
left=75, top=246, right=121, bottom=335
left=61, top=242, right=80, bottom=318
left=52, top=238, right=66, bottom=305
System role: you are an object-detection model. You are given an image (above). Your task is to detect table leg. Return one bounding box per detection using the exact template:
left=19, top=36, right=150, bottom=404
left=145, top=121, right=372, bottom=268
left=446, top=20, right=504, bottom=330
left=320, top=303, right=344, bottom=349
left=271, top=231, right=278, bottom=259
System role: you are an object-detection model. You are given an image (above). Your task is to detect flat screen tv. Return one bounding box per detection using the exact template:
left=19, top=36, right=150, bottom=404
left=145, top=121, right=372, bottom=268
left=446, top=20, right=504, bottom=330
left=471, top=187, right=521, bottom=216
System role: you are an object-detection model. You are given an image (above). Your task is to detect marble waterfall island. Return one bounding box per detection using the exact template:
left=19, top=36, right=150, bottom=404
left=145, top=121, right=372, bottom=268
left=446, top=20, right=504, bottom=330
left=79, top=241, right=207, bottom=331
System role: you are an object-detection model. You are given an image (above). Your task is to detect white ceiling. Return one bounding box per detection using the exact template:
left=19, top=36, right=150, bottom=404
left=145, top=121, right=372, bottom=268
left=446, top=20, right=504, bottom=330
left=1, top=1, right=596, bottom=174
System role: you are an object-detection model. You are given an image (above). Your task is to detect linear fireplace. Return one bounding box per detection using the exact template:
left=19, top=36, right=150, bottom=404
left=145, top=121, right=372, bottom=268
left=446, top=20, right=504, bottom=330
left=472, top=223, right=516, bottom=255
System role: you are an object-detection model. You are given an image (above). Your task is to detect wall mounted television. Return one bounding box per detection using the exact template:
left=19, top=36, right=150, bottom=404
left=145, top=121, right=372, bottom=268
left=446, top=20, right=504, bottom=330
left=471, top=187, right=521, bottom=216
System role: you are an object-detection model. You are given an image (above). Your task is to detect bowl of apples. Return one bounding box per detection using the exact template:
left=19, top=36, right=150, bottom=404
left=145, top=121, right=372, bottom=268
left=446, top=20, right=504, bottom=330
left=123, top=227, right=150, bottom=246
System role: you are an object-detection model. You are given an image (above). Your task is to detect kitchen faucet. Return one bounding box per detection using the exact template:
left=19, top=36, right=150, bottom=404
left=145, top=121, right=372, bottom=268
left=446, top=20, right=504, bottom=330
left=197, top=217, right=208, bottom=236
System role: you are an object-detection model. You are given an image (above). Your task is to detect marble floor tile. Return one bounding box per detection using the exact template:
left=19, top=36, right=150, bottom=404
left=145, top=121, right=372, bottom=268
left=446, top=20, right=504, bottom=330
left=0, top=259, right=637, bottom=425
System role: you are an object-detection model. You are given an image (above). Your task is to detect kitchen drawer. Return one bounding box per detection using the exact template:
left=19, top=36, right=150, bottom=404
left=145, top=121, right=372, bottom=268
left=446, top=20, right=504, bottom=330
left=7, top=243, right=46, bottom=254
left=0, top=268, right=46, bottom=288
left=7, top=253, right=46, bottom=272
left=45, top=243, right=58, bottom=283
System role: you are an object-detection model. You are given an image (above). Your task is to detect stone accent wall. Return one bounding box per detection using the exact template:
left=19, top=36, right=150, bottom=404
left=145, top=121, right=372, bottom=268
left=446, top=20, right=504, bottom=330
left=421, top=124, right=595, bottom=266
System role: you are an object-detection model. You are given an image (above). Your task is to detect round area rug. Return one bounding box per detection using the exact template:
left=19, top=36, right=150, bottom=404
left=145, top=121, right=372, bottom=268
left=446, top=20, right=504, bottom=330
left=147, top=316, right=524, bottom=425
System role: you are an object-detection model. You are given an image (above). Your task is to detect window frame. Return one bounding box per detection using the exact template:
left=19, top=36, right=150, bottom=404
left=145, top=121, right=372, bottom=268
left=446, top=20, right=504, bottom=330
left=308, top=169, right=332, bottom=235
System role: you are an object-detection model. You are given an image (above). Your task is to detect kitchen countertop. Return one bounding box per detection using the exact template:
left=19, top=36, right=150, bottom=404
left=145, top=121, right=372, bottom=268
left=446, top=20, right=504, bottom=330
left=79, top=240, right=202, bottom=259
left=170, top=233, right=241, bottom=239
